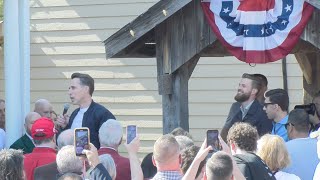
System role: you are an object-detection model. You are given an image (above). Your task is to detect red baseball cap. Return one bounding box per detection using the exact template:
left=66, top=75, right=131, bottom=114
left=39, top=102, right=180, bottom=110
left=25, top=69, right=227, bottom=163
left=31, top=117, right=57, bottom=140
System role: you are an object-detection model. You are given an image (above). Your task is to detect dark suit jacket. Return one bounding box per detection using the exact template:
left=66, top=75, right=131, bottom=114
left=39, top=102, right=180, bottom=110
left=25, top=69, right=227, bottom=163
left=98, top=147, right=131, bottom=180
left=34, top=162, right=58, bottom=180
left=64, top=101, right=115, bottom=149
left=10, top=134, right=35, bottom=154
left=221, top=100, right=272, bottom=139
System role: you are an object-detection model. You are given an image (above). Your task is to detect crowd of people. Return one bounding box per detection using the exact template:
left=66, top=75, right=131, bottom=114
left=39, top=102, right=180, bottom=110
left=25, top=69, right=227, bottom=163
left=0, top=72, right=320, bottom=180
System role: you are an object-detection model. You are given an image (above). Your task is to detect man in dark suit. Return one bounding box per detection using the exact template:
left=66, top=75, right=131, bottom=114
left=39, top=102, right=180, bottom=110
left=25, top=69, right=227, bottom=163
left=56, top=73, right=115, bottom=149
left=220, top=73, right=272, bottom=141
left=34, top=129, right=74, bottom=180
left=10, top=112, right=41, bottom=154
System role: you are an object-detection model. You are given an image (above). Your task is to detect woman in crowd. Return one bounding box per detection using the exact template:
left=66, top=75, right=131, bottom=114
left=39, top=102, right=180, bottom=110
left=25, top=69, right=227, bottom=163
left=257, top=134, right=300, bottom=180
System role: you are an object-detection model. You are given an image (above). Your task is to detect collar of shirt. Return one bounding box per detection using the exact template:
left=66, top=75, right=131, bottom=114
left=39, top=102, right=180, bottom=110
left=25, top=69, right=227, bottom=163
left=240, top=100, right=254, bottom=119
left=277, top=115, right=288, bottom=125
left=152, top=171, right=183, bottom=180
left=100, top=146, right=117, bottom=152
left=79, top=107, right=89, bottom=114
left=26, top=133, right=33, bottom=140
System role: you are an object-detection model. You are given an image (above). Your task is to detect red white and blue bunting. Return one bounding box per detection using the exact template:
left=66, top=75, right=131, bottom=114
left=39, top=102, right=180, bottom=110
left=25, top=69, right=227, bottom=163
left=201, top=0, right=314, bottom=63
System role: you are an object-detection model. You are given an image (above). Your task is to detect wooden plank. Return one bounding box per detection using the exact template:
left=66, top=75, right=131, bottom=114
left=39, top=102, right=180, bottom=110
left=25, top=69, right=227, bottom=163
left=30, top=0, right=158, bottom=7
left=299, top=53, right=320, bottom=96
left=157, top=0, right=216, bottom=73
left=31, top=3, right=155, bottom=19
left=302, top=9, right=320, bottom=49
left=31, top=42, right=105, bottom=55
left=30, top=55, right=156, bottom=67
left=31, top=17, right=135, bottom=32
left=294, top=53, right=313, bottom=84
left=27, top=66, right=157, bottom=79
left=31, top=29, right=118, bottom=43
left=104, top=0, right=192, bottom=58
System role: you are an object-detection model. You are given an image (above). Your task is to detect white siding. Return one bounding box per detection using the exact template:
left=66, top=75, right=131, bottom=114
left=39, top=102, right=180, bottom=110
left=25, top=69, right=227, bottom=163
left=0, top=0, right=305, bottom=156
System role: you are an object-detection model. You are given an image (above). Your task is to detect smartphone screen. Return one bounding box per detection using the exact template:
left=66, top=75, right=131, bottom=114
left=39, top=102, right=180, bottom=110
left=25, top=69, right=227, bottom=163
left=74, top=128, right=90, bottom=156
left=127, top=125, right=137, bottom=144
left=207, top=130, right=220, bottom=153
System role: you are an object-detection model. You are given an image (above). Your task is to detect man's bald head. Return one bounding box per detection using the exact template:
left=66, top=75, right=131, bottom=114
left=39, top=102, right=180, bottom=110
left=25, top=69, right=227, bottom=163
left=24, top=112, right=41, bottom=135
left=153, top=134, right=180, bottom=167
left=34, top=99, right=53, bottom=119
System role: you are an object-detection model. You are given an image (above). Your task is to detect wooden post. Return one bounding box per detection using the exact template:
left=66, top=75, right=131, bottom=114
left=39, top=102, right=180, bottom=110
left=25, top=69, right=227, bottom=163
left=295, top=52, right=320, bottom=103
left=155, top=0, right=215, bottom=133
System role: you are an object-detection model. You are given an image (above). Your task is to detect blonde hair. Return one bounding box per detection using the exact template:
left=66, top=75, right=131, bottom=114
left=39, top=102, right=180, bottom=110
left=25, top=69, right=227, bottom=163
left=257, top=134, right=290, bottom=171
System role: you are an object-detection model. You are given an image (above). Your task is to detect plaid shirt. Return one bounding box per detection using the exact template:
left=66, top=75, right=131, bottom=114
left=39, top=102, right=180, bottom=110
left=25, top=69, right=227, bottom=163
left=151, top=171, right=183, bottom=180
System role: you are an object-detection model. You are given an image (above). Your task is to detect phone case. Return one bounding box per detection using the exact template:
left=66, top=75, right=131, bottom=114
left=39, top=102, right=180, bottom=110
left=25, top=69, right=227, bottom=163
left=74, top=128, right=90, bottom=156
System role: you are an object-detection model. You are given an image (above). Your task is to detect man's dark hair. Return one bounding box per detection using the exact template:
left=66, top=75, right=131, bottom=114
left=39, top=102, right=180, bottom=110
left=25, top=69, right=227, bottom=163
left=0, top=149, right=24, bottom=180
left=71, top=73, right=95, bottom=96
left=181, top=145, right=205, bottom=178
left=227, top=122, right=258, bottom=152
left=242, top=73, right=262, bottom=95
left=170, top=127, right=193, bottom=139
left=288, top=109, right=310, bottom=133
left=253, top=74, right=268, bottom=87
left=265, top=89, right=289, bottom=111
left=206, top=151, right=233, bottom=180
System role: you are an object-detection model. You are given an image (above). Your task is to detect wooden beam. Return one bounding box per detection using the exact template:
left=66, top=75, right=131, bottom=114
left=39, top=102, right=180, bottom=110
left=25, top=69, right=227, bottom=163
left=159, top=56, right=200, bottom=134
left=155, top=0, right=216, bottom=74
left=302, top=9, right=320, bottom=50
left=295, top=53, right=313, bottom=84
left=155, top=0, right=215, bottom=133
left=291, top=39, right=320, bottom=54
left=308, top=0, right=320, bottom=10
left=104, top=0, right=192, bottom=58
left=200, top=40, right=231, bottom=57
left=295, top=52, right=320, bottom=96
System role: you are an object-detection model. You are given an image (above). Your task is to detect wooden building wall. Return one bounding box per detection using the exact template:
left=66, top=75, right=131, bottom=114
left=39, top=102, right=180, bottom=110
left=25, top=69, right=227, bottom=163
left=0, top=0, right=304, bottom=156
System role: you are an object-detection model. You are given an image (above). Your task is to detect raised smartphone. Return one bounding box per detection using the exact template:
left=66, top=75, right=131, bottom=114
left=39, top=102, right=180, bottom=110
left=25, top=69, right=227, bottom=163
left=74, top=128, right=90, bottom=156
left=207, top=130, right=220, bottom=153
left=126, top=125, right=137, bottom=144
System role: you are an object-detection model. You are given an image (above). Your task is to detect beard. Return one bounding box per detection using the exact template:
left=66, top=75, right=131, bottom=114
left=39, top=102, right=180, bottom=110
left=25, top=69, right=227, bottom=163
left=234, top=90, right=251, bottom=103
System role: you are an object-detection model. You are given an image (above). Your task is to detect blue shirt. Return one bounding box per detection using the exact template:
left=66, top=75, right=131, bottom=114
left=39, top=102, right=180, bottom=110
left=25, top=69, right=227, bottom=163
left=283, top=138, right=319, bottom=180
left=272, top=115, right=288, bottom=142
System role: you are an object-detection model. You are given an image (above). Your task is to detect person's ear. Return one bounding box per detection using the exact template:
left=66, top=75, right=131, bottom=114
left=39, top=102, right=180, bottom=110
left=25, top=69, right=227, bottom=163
left=230, top=141, right=236, bottom=153
left=118, top=137, right=122, bottom=145
left=152, top=155, right=157, bottom=167
left=252, top=88, right=258, bottom=95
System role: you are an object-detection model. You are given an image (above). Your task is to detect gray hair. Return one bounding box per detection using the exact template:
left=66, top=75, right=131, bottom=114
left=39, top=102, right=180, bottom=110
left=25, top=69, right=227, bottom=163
left=99, top=154, right=117, bottom=180
left=57, top=129, right=75, bottom=149
left=58, top=173, right=83, bottom=180
left=56, top=145, right=82, bottom=174
left=175, top=135, right=194, bottom=152
left=0, top=149, right=24, bottom=180
left=99, top=119, right=123, bottom=147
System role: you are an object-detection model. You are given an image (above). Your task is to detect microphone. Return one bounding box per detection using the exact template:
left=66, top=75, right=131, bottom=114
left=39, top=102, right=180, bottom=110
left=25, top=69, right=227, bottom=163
left=62, top=103, right=70, bottom=116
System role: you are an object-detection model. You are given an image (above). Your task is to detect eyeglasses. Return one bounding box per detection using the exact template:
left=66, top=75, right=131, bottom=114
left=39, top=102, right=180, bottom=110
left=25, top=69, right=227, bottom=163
left=285, top=123, right=294, bottom=129
left=263, top=103, right=275, bottom=108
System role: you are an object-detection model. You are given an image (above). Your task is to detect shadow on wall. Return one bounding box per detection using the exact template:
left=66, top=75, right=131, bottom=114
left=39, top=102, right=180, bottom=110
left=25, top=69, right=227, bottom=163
left=28, top=0, right=161, bottom=155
